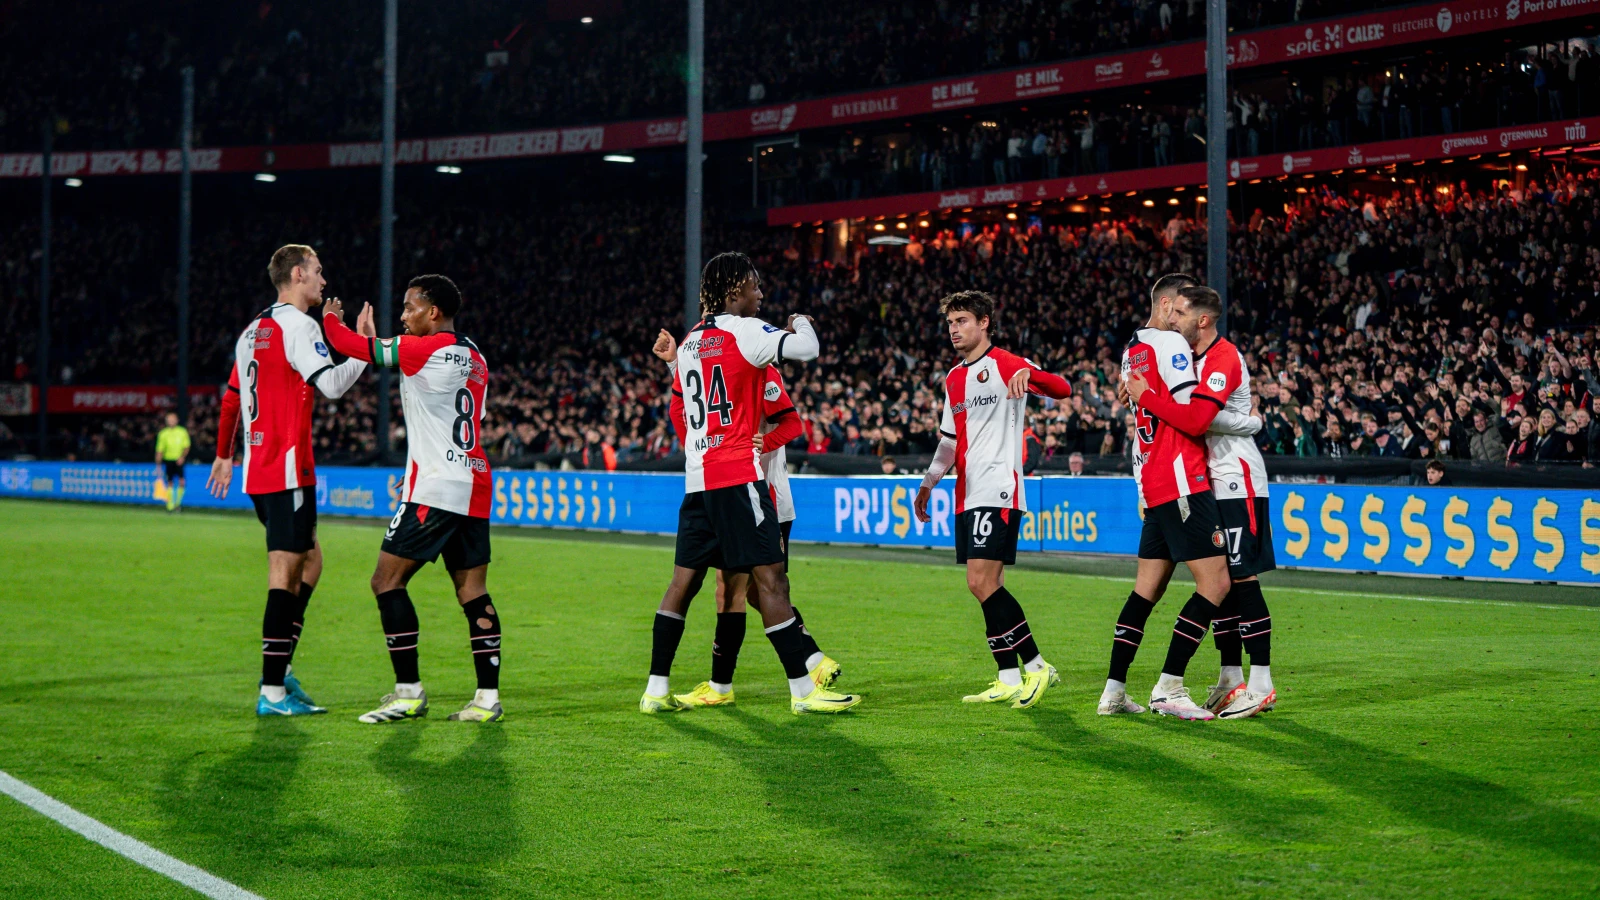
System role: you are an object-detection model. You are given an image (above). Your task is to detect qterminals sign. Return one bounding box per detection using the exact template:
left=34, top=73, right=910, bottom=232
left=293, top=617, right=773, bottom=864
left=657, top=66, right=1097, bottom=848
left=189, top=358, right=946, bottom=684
left=2, top=464, right=1595, bottom=584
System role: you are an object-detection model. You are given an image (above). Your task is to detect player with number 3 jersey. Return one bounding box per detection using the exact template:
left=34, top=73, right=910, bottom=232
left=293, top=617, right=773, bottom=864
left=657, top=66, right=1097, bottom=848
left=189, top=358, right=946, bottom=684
left=210, top=245, right=368, bottom=717
left=322, top=275, right=505, bottom=725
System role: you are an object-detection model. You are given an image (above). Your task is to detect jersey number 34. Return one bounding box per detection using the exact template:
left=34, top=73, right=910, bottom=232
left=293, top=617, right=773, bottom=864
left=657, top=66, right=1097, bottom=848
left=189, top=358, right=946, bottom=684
left=683, top=365, right=734, bottom=430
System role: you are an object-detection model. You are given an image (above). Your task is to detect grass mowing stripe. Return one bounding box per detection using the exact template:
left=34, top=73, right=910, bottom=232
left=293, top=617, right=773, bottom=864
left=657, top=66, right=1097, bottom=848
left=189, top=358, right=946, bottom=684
left=0, top=771, right=265, bottom=900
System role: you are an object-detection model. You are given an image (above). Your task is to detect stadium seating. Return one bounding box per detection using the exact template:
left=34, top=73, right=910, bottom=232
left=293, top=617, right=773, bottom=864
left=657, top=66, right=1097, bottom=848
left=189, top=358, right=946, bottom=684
left=6, top=171, right=1597, bottom=469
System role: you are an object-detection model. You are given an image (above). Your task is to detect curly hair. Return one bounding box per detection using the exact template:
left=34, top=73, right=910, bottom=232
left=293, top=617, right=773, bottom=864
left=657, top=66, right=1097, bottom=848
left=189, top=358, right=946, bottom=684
left=699, top=251, right=758, bottom=318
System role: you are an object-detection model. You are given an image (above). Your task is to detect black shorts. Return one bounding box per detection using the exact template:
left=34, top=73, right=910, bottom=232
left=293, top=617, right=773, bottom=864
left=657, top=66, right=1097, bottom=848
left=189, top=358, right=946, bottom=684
left=956, top=507, right=1021, bottom=566
left=674, top=481, right=786, bottom=572
left=1217, top=496, right=1276, bottom=578
left=1138, top=492, right=1226, bottom=562
left=382, top=502, right=492, bottom=571
left=162, top=461, right=184, bottom=481
left=251, top=486, right=317, bottom=554
left=780, top=519, right=793, bottom=570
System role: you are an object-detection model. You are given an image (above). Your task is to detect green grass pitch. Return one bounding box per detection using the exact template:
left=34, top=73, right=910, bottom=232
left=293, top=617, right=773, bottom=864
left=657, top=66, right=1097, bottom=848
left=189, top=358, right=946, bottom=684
left=1, top=497, right=1597, bottom=899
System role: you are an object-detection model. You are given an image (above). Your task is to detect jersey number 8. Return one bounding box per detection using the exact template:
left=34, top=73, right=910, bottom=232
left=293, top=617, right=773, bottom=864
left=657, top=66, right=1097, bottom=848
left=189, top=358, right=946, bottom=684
left=683, top=365, right=734, bottom=431
left=452, top=389, right=477, bottom=451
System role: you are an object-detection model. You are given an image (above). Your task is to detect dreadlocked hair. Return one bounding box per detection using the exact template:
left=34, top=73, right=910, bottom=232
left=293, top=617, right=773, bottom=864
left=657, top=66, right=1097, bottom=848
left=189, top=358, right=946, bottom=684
left=699, top=252, right=758, bottom=318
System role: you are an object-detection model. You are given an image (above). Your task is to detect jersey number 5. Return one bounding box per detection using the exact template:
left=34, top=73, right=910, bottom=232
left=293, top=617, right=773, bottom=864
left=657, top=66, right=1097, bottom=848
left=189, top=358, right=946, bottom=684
left=1132, top=400, right=1156, bottom=445
left=683, top=365, right=734, bottom=431
left=452, top=389, right=478, bottom=451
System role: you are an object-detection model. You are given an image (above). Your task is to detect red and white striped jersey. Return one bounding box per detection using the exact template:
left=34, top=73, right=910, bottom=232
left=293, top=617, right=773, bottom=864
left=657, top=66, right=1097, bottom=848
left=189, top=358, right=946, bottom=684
left=938, top=346, right=1072, bottom=514
left=1193, top=337, right=1270, bottom=501
left=759, top=368, right=798, bottom=523
left=227, top=303, right=365, bottom=495
left=671, top=314, right=798, bottom=493
left=1122, top=326, right=1210, bottom=508
left=322, top=314, right=492, bottom=518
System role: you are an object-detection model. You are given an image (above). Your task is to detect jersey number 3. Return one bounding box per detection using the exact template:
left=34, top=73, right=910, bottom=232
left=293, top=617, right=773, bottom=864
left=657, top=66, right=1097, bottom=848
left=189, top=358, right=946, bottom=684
left=683, top=365, right=734, bottom=431
left=452, top=389, right=478, bottom=451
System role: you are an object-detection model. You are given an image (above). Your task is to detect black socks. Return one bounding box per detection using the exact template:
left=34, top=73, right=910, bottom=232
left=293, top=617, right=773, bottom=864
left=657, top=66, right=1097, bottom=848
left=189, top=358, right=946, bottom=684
left=377, top=589, right=421, bottom=684
left=286, top=582, right=314, bottom=664
left=710, top=611, right=747, bottom=686
left=461, top=594, right=501, bottom=690
left=1234, top=580, right=1272, bottom=667
left=980, top=587, right=1036, bottom=672
left=650, top=610, right=687, bottom=678
left=261, top=588, right=297, bottom=686
left=1161, top=593, right=1218, bottom=679
left=1107, top=591, right=1155, bottom=682
left=764, top=617, right=811, bottom=679
left=1212, top=586, right=1242, bottom=668
left=790, top=604, right=822, bottom=661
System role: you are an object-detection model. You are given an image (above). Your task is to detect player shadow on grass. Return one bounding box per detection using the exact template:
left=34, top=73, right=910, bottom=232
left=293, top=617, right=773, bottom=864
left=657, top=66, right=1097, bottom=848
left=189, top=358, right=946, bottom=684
left=156, top=718, right=321, bottom=871
left=369, top=723, right=522, bottom=898
left=1190, top=717, right=1600, bottom=863
left=664, top=708, right=993, bottom=896
left=1025, top=709, right=1333, bottom=840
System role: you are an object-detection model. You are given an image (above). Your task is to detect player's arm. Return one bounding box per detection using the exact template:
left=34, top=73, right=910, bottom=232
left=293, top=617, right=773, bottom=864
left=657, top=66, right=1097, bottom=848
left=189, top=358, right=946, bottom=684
left=915, top=435, right=957, bottom=522
left=915, top=390, right=959, bottom=522
left=1209, top=407, right=1263, bottom=436
left=322, top=303, right=376, bottom=363
left=668, top=368, right=687, bottom=442
left=760, top=370, right=803, bottom=450
left=735, top=315, right=820, bottom=368
left=279, top=300, right=363, bottom=399
left=996, top=350, right=1072, bottom=400
left=209, top=367, right=242, bottom=498
left=177, top=427, right=190, bottom=466
left=1125, top=370, right=1222, bottom=437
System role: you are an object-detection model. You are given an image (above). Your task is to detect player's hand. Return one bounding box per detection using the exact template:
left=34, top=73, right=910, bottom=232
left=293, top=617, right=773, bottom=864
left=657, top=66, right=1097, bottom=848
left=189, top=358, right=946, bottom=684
left=1007, top=367, right=1032, bottom=399
left=752, top=433, right=764, bottom=453
left=785, top=314, right=813, bottom=333
left=1125, top=370, right=1152, bottom=403
left=914, top=485, right=932, bottom=523
left=652, top=328, right=676, bottom=363
left=1115, top=379, right=1129, bottom=406
left=324, top=297, right=343, bottom=322
left=207, top=457, right=233, bottom=499
left=356, top=303, right=377, bottom=338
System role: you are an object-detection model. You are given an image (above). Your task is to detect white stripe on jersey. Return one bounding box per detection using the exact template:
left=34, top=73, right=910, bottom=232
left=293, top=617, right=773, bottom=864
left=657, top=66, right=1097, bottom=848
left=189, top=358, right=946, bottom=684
left=1172, top=453, right=1190, bottom=497
left=284, top=446, right=296, bottom=491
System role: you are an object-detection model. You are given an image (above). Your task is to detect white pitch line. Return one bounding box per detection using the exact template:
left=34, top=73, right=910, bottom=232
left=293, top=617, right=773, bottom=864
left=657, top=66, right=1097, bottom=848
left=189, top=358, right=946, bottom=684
left=0, top=770, right=264, bottom=900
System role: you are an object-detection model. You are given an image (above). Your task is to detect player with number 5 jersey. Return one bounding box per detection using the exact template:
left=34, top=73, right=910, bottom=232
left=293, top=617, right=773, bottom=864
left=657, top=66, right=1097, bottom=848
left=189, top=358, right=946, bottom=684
left=322, top=275, right=505, bottom=725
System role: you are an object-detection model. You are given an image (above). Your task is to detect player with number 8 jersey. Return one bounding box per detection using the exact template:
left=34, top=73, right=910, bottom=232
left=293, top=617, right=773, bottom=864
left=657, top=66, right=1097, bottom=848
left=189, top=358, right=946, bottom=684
left=322, top=275, right=506, bottom=725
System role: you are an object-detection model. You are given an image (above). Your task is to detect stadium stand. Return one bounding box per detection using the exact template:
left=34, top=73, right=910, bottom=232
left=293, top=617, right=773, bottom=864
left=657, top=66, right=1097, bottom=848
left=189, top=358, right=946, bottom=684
left=7, top=170, right=1597, bottom=470
left=1, top=0, right=1425, bottom=151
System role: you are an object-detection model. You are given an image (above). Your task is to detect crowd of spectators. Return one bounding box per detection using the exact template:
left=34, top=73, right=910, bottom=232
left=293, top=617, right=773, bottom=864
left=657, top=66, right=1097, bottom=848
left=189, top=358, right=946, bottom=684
left=3, top=0, right=1413, bottom=153
left=767, top=42, right=1600, bottom=205
left=6, top=164, right=1599, bottom=471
